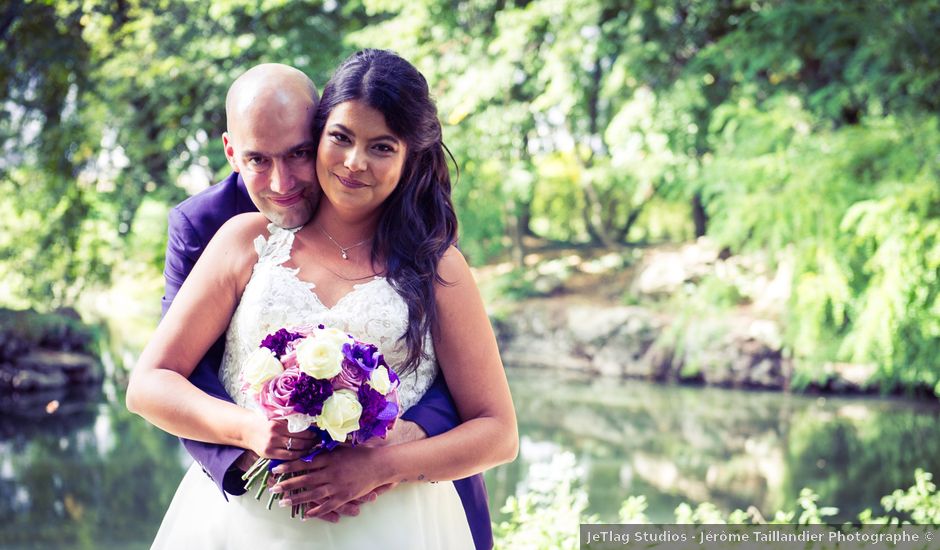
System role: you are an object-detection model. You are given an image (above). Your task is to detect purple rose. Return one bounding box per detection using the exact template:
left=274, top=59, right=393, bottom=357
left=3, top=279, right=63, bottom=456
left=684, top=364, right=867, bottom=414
left=289, top=372, right=334, bottom=416
left=260, top=328, right=304, bottom=358
left=342, top=342, right=384, bottom=378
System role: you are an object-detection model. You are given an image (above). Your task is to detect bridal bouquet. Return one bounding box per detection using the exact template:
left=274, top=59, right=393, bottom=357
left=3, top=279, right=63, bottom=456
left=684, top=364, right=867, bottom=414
left=239, top=325, right=400, bottom=516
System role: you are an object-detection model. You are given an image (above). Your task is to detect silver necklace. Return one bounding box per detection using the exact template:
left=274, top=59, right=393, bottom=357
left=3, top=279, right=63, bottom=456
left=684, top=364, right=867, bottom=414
left=318, top=225, right=372, bottom=260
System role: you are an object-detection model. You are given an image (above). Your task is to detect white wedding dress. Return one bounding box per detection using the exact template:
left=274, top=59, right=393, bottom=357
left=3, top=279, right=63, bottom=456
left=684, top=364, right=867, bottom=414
left=152, top=224, right=475, bottom=550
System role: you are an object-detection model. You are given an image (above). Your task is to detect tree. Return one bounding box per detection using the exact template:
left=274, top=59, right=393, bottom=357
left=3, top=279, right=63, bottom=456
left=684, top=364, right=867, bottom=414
left=0, top=0, right=373, bottom=307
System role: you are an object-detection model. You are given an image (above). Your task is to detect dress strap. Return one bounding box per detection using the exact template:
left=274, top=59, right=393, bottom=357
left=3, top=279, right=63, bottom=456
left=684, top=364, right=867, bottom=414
left=252, top=223, right=301, bottom=267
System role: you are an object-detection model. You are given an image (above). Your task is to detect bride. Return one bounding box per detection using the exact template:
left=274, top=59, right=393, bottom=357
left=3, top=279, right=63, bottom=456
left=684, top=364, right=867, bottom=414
left=126, top=49, right=518, bottom=549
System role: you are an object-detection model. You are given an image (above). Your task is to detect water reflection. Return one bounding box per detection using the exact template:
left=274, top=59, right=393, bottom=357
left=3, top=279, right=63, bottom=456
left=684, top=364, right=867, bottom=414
left=0, top=386, right=185, bottom=549
left=492, top=369, right=940, bottom=523
left=1, top=368, right=939, bottom=547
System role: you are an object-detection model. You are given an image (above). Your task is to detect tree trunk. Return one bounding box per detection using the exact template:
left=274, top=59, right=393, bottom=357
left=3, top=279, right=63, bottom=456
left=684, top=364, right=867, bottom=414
left=581, top=177, right=616, bottom=248
left=692, top=192, right=708, bottom=237
left=505, top=199, right=526, bottom=269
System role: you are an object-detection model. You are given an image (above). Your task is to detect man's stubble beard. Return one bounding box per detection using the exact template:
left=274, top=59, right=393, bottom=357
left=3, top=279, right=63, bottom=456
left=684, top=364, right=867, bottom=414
left=269, top=190, right=318, bottom=230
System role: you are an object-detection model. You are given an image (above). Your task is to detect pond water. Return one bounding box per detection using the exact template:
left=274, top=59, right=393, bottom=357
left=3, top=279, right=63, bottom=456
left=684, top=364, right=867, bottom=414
left=2, top=366, right=939, bottom=548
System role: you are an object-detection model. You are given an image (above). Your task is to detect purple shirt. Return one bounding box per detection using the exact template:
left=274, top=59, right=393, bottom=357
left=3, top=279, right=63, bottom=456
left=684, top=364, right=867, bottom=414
left=162, top=172, right=492, bottom=549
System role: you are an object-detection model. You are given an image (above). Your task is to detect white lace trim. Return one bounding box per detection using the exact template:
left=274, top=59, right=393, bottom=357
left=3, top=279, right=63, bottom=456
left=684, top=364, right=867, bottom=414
left=220, top=224, right=437, bottom=414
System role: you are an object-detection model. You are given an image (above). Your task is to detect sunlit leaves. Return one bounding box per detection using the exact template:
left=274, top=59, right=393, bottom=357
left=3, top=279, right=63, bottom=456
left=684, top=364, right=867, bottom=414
left=3, top=0, right=940, bottom=392
left=1, top=0, right=372, bottom=306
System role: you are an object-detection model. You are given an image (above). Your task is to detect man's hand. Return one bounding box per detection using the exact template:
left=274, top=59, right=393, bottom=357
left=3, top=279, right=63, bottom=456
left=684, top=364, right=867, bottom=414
left=234, top=450, right=261, bottom=473
left=365, top=419, right=427, bottom=447
left=294, top=490, right=382, bottom=523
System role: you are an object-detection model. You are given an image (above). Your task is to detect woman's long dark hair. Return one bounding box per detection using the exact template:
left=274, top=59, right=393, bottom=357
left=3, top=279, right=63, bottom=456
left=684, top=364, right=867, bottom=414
left=313, top=49, right=458, bottom=375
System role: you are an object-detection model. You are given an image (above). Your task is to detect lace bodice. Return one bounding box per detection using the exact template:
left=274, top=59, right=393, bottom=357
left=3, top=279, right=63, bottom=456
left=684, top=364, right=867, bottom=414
left=219, top=223, right=438, bottom=413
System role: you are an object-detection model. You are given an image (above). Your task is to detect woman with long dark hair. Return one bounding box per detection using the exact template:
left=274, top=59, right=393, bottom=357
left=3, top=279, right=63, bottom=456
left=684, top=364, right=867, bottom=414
left=128, top=49, right=517, bottom=549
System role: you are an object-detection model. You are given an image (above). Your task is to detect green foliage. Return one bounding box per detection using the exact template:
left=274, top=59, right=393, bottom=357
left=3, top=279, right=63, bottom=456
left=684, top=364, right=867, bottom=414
left=1, top=0, right=376, bottom=308
left=494, top=452, right=940, bottom=547
left=126, top=198, right=172, bottom=274
left=4, top=0, right=939, bottom=391
left=692, top=274, right=747, bottom=308
left=837, top=167, right=940, bottom=392
left=878, top=470, right=940, bottom=525
left=0, top=167, right=120, bottom=308
left=0, top=307, right=96, bottom=354
left=490, top=257, right=575, bottom=300
left=702, top=105, right=940, bottom=390
left=529, top=152, right=588, bottom=242
left=494, top=452, right=596, bottom=550
left=628, top=198, right=695, bottom=244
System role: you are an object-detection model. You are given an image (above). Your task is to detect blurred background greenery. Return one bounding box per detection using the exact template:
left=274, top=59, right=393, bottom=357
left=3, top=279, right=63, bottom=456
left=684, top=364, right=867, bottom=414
left=2, top=0, right=940, bottom=546
left=3, top=0, right=938, bottom=392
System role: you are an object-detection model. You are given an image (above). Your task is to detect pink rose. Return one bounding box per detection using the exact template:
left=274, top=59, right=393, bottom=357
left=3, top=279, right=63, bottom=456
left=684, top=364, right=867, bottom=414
left=280, top=351, right=299, bottom=370
left=333, top=360, right=366, bottom=392
left=257, top=367, right=303, bottom=419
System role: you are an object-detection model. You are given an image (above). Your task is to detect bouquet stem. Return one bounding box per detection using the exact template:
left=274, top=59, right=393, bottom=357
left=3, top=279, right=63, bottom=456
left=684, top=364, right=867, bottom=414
left=254, top=469, right=271, bottom=499
left=266, top=474, right=286, bottom=510
left=242, top=457, right=268, bottom=480
left=242, top=457, right=271, bottom=495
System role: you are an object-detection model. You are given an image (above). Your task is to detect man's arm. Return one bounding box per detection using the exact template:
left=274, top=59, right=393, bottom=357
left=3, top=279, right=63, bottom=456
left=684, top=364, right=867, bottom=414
left=164, top=206, right=249, bottom=496
left=399, top=374, right=459, bottom=438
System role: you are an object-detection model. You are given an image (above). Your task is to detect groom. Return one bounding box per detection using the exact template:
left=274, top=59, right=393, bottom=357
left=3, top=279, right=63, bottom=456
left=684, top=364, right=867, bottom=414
left=162, top=63, right=492, bottom=549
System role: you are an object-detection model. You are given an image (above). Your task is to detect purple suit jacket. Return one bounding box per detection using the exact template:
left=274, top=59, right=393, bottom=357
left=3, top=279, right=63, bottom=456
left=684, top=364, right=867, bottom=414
left=162, top=172, right=492, bottom=549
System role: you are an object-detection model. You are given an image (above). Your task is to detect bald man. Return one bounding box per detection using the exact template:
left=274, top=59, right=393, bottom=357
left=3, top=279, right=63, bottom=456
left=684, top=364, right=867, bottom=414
left=162, top=64, right=320, bottom=504
left=220, top=64, right=319, bottom=229
left=161, top=64, right=493, bottom=548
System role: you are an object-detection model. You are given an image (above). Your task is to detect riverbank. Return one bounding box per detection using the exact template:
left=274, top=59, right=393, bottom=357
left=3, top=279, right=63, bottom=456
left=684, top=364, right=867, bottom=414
left=481, top=239, right=902, bottom=396
left=0, top=237, right=918, bottom=398
left=0, top=308, right=102, bottom=392
left=493, top=299, right=874, bottom=393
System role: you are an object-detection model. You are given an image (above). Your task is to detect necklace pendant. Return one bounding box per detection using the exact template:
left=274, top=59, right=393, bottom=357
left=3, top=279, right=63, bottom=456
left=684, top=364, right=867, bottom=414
left=341, top=251, right=349, bottom=260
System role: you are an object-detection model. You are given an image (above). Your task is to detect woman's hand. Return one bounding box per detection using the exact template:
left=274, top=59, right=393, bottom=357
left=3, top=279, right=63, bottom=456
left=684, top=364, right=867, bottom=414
left=243, top=418, right=320, bottom=461
left=269, top=445, right=395, bottom=519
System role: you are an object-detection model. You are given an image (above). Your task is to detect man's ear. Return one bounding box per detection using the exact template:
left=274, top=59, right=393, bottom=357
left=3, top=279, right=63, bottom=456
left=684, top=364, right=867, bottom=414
left=222, top=132, right=239, bottom=172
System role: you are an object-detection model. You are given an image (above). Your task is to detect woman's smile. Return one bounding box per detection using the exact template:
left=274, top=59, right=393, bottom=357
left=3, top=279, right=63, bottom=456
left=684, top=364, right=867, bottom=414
left=315, top=100, right=407, bottom=217
left=336, top=174, right=369, bottom=189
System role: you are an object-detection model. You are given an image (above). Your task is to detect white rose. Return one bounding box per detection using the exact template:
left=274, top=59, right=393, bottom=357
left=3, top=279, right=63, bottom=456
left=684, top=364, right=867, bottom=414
left=295, top=336, right=343, bottom=379
left=318, top=327, right=354, bottom=351
left=316, top=390, right=362, bottom=442
left=241, top=348, right=283, bottom=393
left=368, top=365, right=392, bottom=395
